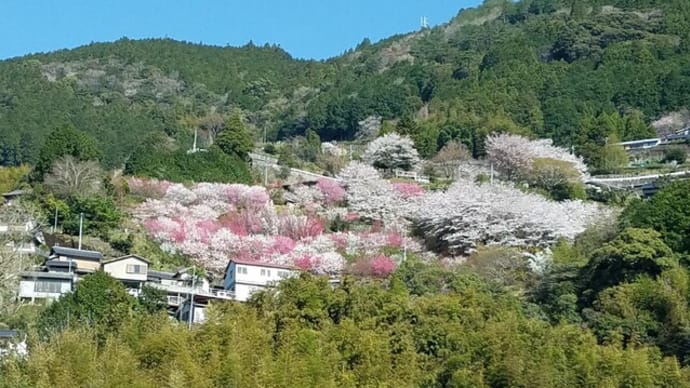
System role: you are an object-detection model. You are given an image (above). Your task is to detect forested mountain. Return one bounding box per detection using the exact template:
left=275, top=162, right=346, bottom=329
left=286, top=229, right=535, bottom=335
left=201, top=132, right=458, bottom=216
left=1, top=0, right=690, bottom=168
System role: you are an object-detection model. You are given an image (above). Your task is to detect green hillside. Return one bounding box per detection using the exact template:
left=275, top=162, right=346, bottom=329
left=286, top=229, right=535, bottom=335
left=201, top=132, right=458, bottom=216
left=1, top=0, right=690, bottom=169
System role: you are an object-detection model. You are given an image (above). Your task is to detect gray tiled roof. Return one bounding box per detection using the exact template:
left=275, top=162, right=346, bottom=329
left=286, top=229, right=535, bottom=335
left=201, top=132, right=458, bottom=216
left=51, top=246, right=103, bottom=261
left=147, top=270, right=176, bottom=280
left=0, top=330, right=18, bottom=338
left=102, top=254, right=151, bottom=265
left=20, top=271, right=74, bottom=280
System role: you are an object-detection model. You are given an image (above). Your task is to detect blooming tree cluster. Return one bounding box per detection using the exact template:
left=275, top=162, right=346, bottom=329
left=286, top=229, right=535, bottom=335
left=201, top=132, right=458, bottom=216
left=486, top=133, right=588, bottom=181
left=337, top=162, right=420, bottom=224
left=362, top=133, right=420, bottom=172
left=133, top=178, right=418, bottom=276
left=413, top=178, right=606, bottom=255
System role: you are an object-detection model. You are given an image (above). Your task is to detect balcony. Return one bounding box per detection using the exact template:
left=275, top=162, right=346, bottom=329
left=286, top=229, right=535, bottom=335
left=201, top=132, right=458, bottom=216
left=147, top=282, right=235, bottom=301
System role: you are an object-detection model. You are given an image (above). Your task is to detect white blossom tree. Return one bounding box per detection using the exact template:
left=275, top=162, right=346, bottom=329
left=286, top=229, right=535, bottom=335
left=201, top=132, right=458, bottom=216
left=486, top=133, right=588, bottom=181
left=414, top=178, right=606, bottom=255
left=362, top=133, right=420, bottom=172
left=337, top=162, right=410, bottom=224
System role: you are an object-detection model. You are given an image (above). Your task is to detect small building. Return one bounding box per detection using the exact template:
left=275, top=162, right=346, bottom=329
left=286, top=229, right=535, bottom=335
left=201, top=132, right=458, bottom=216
left=18, top=271, right=74, bottom=301
left=176, top=300, right=207, bottom=325
left=1, top=189, right=30, bottom=206
left=49, top=246, right=103, bottom=274
left=618, top=138, right=661, bottom=151
left=0, top=330, right=27, bottom=358
left=224, top=259, right=296, bottom=302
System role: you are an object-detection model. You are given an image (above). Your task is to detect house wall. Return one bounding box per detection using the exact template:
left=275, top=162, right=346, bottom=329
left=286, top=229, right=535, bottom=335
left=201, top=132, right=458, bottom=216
left=234, top=283, right=266, bottom=302
left=103, top=257, right=148, bottom=282
left=227, top=263, right=295, bottom=302
left=235, top=264, right=293, bottom=287
left=178, top=303, right=207, bottom=324
left=54, top=256, right=100, bottom=272
left=18, top=279, right=71, bottom=300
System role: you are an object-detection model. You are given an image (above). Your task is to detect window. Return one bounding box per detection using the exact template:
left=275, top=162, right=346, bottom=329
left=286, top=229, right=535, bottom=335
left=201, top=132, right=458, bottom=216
left=34, top=280, right=63, bottom=293
left=278, top=270, right=290, bottom=279
left=237, top=266, right=247, bottom=275
left=260, top=269, right=272, bottom=277
left=126, top=264, right=144, bottom=274
left=260, top=269, right=266, bottom=276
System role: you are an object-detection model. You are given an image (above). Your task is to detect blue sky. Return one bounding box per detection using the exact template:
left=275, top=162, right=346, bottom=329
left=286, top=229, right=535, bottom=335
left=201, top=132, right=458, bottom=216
left=0, top=0, right=481, bottom=60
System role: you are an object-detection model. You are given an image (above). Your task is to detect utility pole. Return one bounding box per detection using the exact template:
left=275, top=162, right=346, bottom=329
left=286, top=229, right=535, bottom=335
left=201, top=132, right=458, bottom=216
left=264, top=164, right=268, bottom=187
left=188, top=265, right=196, bottom=330
left=402, top=230, right=408, bottom=262
left=52, top=207, right=58, bottom=233
left=77, top=212, right=84, bottom=250
left=490, top=163, right=494, bottom=184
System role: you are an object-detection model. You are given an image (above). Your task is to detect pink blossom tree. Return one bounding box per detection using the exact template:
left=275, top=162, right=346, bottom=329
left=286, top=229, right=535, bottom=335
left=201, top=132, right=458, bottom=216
left=316, top=178, right=346, bottom=205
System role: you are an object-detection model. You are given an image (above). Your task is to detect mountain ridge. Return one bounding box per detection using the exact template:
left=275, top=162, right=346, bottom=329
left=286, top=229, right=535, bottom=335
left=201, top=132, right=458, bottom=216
left=1, top=0, right=689, bottom=169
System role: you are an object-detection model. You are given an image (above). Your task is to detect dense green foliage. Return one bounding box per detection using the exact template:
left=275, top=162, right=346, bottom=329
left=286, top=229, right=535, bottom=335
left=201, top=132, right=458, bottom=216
left=33, top=126, right=101, bottom=180
left=621, top=180, right=690, bottom=253
left=215, top=113, right=254, bottom=161
left=1, top=0, right=690, bottom=170
left=124, top=139, right=251, bottom=184
left=3, top=271, right=689, bottom=387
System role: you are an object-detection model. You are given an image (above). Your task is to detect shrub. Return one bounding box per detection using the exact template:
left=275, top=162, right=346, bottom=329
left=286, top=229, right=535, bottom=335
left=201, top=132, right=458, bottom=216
left=664, top=147, right=687, bottom=164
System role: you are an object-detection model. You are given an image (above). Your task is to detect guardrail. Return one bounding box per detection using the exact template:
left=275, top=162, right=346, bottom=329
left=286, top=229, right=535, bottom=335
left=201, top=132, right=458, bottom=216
left=394, top=169, right=430, bottom=183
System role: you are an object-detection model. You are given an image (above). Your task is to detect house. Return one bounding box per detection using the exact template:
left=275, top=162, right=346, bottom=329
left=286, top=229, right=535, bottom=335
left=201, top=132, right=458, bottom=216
left=102, top=255, right=150, bottom=288
left=224, top=259, right=296, bottom=302
left=1, top=189, right=29, bottom=206
left=0, top=207, right=42, bottom=256
left=0, top=330, right=27, bottom=358
left=49, top=246, right=103, bottom=274
left=102, top=255, right=151, bottom=296
left=18, top=271, right=75, bottom=301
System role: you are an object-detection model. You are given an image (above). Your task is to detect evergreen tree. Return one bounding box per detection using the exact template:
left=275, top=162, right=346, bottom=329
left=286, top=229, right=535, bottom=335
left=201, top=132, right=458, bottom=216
left=216, top=112, right=254, bottom=161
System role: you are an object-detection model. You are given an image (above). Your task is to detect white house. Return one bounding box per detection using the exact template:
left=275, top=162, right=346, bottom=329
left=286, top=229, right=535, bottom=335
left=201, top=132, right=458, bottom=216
left=224, top=259, right=296, bottom=302
left=18, top=271, right=74, bottom=301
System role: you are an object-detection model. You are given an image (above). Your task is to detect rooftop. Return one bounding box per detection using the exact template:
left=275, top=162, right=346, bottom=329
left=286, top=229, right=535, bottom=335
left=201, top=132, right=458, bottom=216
left=1, top=189, right=30, bottom=198
left=148, top=270, right=176, bottom=280
left=229, top=259, right=295, bottom=271
left=618, top=138, right=660, bottom=146
left=102, top=254, right=151, bottom=265
left=50, top=246, right=103, bottom=261
left=20, top=271, right=74, bottom=280
left=0, top=330, right=18, bottom=338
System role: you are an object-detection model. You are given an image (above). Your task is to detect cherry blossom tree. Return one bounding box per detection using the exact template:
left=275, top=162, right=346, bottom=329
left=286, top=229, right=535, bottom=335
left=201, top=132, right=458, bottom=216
left=391, top=182, right=425, bottom=199
left=133, top=179, right=420, bottom=276
left=362, top=133, right=420, bottom=172
left=486, top=133, right=588, bottom=181
left=316, top=179, right=346, bottom=205
left=337, top=162, right=408, bottom=223
left=414, top=178, right=606, bottom=255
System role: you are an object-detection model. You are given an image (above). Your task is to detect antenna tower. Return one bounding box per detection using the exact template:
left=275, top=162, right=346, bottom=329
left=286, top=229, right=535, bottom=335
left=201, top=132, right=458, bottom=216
left=421, top=16, right=429, bottom=29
